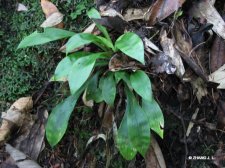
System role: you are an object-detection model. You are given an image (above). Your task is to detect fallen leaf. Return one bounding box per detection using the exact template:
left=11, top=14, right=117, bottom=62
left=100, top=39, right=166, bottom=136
left=145, top=134, right=166, bottom=168
left=40, top=12, right=64, bottom=28
left=160, top=29, right=185, bottom=78
left=82, top=90, right=94, bottom=108
left=123, top=7, right=150, bottom=22
left=210, top=12, right=225, bottom=72
left=14, top=109, right=48, bottom=160
left=144, top=37, right=161, bottom=54
left=0, top=97, right=33, bottom=144
left=40, top=0, right=64, bottom=28
left=151, top=52, right=177, bottom=75
left=173, top=21, right=208, bottom=82
left=9, top=97, right=33, bottom=113
left=191, top=77, right=208, bottom=102
left=41, top=0, right=58, bottom=18
left=186, top=108, right=199, bottom=137
left=209, top=64, right=225, bottom=89
left=17, top=3, right=28, bottom=12
left=102, top=105, right=114, bottom=129
left=192, top=0, right=225, bottom=39
left=5, top=144, right=42, bottom=168
left=86, top=134, right=106, bottom=148
left=148, top=0, right=185, bottom=25
left=108, top=53, right=139, bottom=72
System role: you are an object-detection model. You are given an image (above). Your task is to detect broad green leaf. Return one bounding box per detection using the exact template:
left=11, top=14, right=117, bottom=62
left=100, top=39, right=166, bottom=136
left=46, top=94, right=79, bottom=147
left=130, top=70, right=152, bottom=102
left=114, top=71, right=126, bottom=83
left=117, top=107, right=137, bottom=160
left=51, top=57, right=73, bottom=81
left=102, top=73, right=116, bottom=106
left=86, top=72, right=103, bottom=103
left=87, top=8, right=113, bottom=50
left=66, top=33, right=112, bottom=53
left=114, top=71, right=132, bottom=90
left=87, top=8, right=101, bottom=19
left=142, top=99, right=164, bottom=138
left=18, top=28, right=75, bottom=49
left=115, top=32, right=145, bottom=64
left=125, top=88, right=151, bottom=157
left=68, top=53, right=108, bottom=94
left=51, top=52, right=91, bottom=82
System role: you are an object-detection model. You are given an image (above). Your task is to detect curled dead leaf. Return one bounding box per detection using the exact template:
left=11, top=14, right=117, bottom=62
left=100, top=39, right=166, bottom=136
left=145, top=134, right=166, bottom=168
left=41, top=0, right=59, bottom=18
left=40, top=0, right=64, bottom=28
left=191, top=0, right=225, bottom=39
left=160, top=30, right=185, bottom=78
left=148, top=0, right=185, bottom=25
left=5, top=144, right=42, bottom=168
left=40, top=12, right=64, bottom=28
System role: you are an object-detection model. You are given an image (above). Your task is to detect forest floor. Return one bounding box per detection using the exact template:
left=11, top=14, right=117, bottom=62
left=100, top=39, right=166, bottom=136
left=1, top=0, right=225, bottom=168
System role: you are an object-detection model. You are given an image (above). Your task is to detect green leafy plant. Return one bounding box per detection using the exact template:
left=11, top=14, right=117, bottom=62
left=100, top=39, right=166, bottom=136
left=18, top=8, right=164, bottom=160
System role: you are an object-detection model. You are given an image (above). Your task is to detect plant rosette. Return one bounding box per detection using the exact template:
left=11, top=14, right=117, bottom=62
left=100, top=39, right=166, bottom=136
left=18, top=8, right=164, bottom=160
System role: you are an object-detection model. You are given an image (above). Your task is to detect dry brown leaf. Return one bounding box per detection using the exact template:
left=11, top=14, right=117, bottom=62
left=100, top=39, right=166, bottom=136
left=186, top=108, right=199, bottom=137
left=17, top=3, right=28, bottom=12
left=40, top=0, right=64, bottom=28
left=14, top=109, right=48, bottom=160
left=41, top=0, right=59, bottom=18
left=102, top=105, right=114, bottom=129
left=209, top=64, right=225, bottom=89
left=82, top=90, right=94, bottom=108
left=9, top=97, right=33, bottom=113
left=5, top=144, right=42, bottom=168
left=152, top=52, right=176, bottom=75
left=123, top=7, right=150, bottom=22
left=148, top=0, right=185, bottom=25
left=145, top=134, right=166, bottom=168
left=210, top=36, right=225, bottom=73
left=192, top=0, right=225, bottom=39
left=160, top=30, right=185, bottom=78
left=0, top=97, right=33, bottom=143
left=144, top=37, right=161, bottom=55
left=40, top=12, right=64, bottom=28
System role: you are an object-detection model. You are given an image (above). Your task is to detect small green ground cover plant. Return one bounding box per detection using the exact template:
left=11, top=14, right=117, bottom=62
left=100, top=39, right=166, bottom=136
left=0, top=0, right=92, bottom=105
left=18, top=8, right=164, bottom=160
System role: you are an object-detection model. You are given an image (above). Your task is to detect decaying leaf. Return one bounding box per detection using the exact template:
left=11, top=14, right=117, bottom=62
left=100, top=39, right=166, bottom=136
left=86, top=134, right=106, bottom=148
left=41, top=0, right=58, bottom=18
left=144, top=37, right=161, bottom=55
left=191, top=0, right=225, bottom=39
left=17, top=3, right=28, bottom=12
left=102, top=105, right=114, bottom=129
left=148, top=0, right=185, bottom=25
left=40, top=12, right=64, bottom=28
left=145, top=134, right=166, bottom=168
left=210, top=12, right=225, bottom=72
left=123, top=7, right=150, bottom=22
left=173, top=21, right=208, bottom=82
left=109, top=54, right=139, bottom=72
left=82, top=90, right=94, bottom=108
left=40, top=0, right=64, bottom=28
left=186, top=108, right=199, bottom=137
left=151, top=52, right=176, bottom=75
left=191, top=78, right=208, bottom=102
left=160, top=30, right=185, bottom=78
left=0, top=97, right=33, bottom=144
left=5, top=144, right=42, bottom=168
left=209, top=64, right=225, bottom=89
left=14, top=109, right=48, bottom=160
